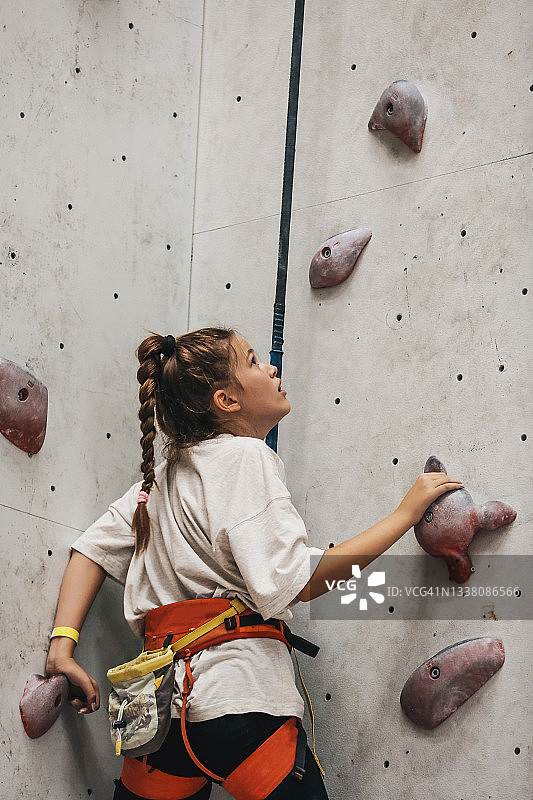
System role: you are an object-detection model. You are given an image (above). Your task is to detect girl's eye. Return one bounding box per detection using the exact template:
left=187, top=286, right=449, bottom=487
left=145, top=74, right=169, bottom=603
left=251, top=356, right=258, bottom=365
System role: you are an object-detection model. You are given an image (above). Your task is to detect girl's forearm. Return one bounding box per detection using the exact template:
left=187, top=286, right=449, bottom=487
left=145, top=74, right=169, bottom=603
left=296, top=508, right=412, bottom=602
left=47, top=551, right=106, bottom=662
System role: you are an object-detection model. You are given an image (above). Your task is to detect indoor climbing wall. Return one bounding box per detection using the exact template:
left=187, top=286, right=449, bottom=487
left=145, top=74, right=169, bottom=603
left=2, top=1, right=532, bottom=799
left=189, top=1, right=532, bottom=799
left=1, top=1, right=202, bottom=796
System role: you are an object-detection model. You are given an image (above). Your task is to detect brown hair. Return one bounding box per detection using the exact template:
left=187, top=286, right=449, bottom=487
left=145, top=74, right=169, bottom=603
left=131, top=327, right=242, bottom=554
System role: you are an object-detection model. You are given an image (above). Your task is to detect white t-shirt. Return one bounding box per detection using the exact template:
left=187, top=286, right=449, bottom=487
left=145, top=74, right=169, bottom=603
left=71, top=433, right=324, bottom=721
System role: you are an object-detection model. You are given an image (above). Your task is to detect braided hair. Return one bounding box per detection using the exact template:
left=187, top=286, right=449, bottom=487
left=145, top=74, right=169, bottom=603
left=131, top=327, right=241, bottom=554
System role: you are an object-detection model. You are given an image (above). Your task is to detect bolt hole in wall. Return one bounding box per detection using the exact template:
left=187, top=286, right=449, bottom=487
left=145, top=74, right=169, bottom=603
left=122, top=155, right=127, bottom=161
left=325, top=693, right=331, bottom=701
left=388, top=606, right=394, bottom=613
left=113, top=292, right=119, bottom=299
left=471, top=31, right=477, bottom=38
left=521, top=434, right=527, bottom=441
left=334, top=398, right=341, bottom=404
left=225, top=283, right=231, bottom=290
left=67, top=203, right=72, bottom=210
left=461, top=229, right=467, bottom=237
left=18, top=388, right=29, bottom=401
left=235, top=95, right=242, bottom=102
left=50, top=485, right=55, bottom=492
left=167, top=244, right=171, bottom=250
left=59, top=342, right=64, bottom=349
left=457, top=374, right=463, bottom=381
left=350, top=64, right=356, bottom=70
left=47, top=550, right=52, bottom=557
left=392, top=458, right=398, bottom=465
left=384, top=761, right=390, bottom=768
left=522, top=288, right=528, bottom=295
left=106, top=432, right=112, bottom=439
left=515, top=747, right=521, bottom=754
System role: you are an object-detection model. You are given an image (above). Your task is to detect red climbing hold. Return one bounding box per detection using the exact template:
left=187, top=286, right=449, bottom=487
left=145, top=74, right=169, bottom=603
left=19, top=674, right=69, bottom=739
left=400, top=637, right=505, bottom=728
left=414, top=456, right=517, bottom=583
left=368, top=80, right=427, bottom=153
left=0, top=357, right=48, bottom=453
left=309, top=228, right=372, bottom=289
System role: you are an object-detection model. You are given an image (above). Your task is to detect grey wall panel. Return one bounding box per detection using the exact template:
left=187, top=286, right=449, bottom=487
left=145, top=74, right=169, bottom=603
left=1, top=2, right=201, bottom=796
left=3, top=506, right=139, bottom=798
left=281, top=155, right=531, bottom=549
left=1, top=2, right=201, bottom=531
left=293, top=0, right=532, bottom=211
left=193, top=0, right=294, bottom=233
left=189, top=216, right=282, bottom=351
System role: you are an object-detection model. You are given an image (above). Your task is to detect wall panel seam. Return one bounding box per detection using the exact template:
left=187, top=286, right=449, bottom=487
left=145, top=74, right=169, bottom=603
left=294, top=151, right=533, bottom=213
left=188, top=0, right=207, bottom=329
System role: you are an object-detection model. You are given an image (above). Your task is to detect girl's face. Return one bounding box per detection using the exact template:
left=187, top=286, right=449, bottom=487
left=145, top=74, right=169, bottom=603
left=214, top=336, right=291, bottom=439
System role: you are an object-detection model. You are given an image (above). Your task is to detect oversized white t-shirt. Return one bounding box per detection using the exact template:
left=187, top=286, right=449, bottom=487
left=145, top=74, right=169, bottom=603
left=71, top=433, right=324, bottom=721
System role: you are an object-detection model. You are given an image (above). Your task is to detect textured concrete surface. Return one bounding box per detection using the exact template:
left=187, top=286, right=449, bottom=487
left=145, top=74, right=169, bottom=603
left=1, top=1, right=531, bottom=798
left=1, top=1, right=200, bottom=796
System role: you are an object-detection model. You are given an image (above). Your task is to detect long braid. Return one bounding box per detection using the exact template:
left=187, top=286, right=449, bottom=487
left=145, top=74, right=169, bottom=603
left=132, top=336, right=164, bottom=553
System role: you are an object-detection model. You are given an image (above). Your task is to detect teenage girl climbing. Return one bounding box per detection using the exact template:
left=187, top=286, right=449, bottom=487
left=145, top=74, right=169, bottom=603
left=45, top=327, right=463, bottom=800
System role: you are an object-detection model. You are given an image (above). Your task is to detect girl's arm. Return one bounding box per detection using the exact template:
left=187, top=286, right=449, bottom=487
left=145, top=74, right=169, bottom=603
left=45, top=551, right=106, bottom=713
left=296, top=471, right=464, bottom=602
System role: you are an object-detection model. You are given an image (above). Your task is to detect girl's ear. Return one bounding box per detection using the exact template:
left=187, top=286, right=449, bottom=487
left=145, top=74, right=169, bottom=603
left=212, top=387, right=241, bottom=414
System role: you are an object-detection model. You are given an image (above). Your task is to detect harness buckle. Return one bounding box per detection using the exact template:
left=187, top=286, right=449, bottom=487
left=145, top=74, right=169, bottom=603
left=224, top=616, right=238, bottom=631
left=291, top=765, right=305, bottom=781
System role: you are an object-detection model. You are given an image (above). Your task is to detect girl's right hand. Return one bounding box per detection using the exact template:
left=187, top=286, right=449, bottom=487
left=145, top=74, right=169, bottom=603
left=46, top=650, right=100, bottom=714
left=396, top=472, right=464, bottom=529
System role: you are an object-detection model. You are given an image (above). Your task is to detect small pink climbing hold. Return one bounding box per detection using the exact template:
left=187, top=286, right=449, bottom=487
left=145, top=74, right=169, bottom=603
left=309, top=228, right=372, bottom=289
left=414, top=456, right=517, bottom=582
left=19, top=674, right=69, bottom=738
left=368, top=80, right=428, bottom=153
left=0, top=358, right=48, bottom=453
left=400, top=637, right=505, bottom=729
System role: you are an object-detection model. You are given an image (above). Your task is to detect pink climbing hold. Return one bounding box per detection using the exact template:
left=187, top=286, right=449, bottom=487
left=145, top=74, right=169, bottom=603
left=309, top=228, right=372, bottom=289
left=400, top=636, right=505, bottom=729
left=19, top=674, right=69, bottom=739
left=414, top=456, right=517, bottom=583
left=0, top=357, right=48, bottom=453
left=368, top=80, right=428, bottom=153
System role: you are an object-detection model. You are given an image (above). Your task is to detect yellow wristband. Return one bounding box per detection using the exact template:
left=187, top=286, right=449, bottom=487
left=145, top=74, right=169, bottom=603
left=51, top=626, right=80, bottom=644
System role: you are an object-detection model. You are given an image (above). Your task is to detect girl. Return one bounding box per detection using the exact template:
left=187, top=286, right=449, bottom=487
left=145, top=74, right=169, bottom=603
left=45, top=327, right=463, bottom=800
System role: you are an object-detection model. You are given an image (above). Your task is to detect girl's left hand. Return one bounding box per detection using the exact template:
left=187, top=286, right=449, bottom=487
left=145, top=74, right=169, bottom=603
left=46, top=650, right=100, bottom=713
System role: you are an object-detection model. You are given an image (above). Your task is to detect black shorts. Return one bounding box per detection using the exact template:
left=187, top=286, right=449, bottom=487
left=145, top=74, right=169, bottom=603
left=113, top=712, right=329, bottom=800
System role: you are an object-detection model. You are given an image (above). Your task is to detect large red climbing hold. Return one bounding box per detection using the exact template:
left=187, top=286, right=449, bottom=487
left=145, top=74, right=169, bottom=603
left=19, top=674, right=69, bottom=738
left=400, top=637, right=505, bottom=729
left=414, top=456, right=517, bottom=582
left=309, top=228, right=372, bottom=289
left=0, top=357, right=48, bottom=453
left=368, top=80, right=427, bottom=153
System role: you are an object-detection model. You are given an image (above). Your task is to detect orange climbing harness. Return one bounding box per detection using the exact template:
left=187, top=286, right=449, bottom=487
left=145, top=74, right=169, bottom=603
left=141, top=597, right=325, bottom=788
